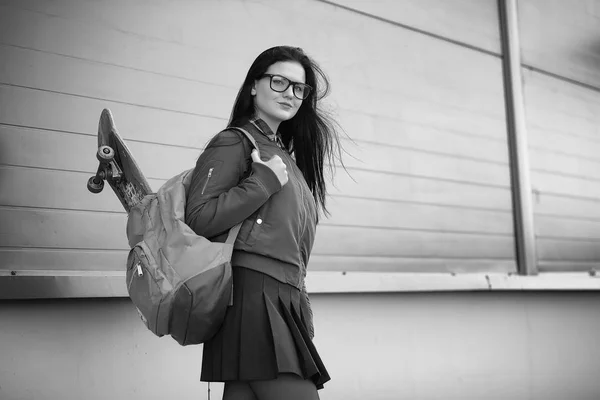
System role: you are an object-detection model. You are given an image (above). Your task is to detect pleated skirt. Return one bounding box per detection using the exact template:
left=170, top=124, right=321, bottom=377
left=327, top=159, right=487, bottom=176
left=200, top=266, right=330, bottom=389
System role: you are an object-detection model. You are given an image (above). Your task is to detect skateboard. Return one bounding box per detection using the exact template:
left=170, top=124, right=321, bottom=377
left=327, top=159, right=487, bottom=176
left=87, top=108, right=153, bottom=212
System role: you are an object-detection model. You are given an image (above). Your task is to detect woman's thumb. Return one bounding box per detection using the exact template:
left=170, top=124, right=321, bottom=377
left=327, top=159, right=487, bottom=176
left=251, top=149, right=262, bottom=163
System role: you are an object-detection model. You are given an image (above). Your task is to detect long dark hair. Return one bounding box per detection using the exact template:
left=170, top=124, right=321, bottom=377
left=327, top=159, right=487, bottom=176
left=228, top=46, right=343, bottom=216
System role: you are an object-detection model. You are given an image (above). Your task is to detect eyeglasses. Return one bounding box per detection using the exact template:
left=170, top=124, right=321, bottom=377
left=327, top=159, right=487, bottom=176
left=261, top=74, right=312, bottom=100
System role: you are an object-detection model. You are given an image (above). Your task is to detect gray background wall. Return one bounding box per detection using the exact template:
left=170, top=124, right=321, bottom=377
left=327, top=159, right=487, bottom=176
left=3, top=293, right=600, bottom=400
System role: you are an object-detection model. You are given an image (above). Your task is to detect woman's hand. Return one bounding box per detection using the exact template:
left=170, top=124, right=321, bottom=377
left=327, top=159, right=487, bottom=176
left=251, top=149, right=288, bottom=186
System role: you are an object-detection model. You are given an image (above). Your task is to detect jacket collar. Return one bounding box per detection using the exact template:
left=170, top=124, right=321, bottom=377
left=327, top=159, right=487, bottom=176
left=249, top=117, right=285, bottom=148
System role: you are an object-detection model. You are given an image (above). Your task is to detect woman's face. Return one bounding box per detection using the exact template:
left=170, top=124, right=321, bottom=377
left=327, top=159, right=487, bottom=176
left=252, top=61, right=306, bottom=130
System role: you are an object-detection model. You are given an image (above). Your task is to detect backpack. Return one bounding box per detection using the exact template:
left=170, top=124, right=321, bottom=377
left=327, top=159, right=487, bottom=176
left=124, top=127, right=258, bottom=346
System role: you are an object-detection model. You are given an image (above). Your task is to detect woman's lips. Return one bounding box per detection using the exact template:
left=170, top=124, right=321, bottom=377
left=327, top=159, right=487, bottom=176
left=278, top=102, right=293, bottom=109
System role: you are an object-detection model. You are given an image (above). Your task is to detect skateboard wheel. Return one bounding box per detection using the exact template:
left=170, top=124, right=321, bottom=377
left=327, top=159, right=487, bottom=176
left=97, top=145, right=115, bottom=162
left=87, top=176, right=104, bottom=193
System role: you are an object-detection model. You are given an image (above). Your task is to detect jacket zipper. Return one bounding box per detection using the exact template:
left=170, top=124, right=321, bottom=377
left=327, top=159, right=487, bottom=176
left=280, top=150, right=308, bottom=242
left=201, top=167, right=214, bottom=195
left=298, top=183, right=308, bottom=247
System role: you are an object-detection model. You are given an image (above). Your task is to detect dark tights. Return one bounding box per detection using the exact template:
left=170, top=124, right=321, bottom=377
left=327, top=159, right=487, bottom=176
left=222, top=374, right=320, bottom=400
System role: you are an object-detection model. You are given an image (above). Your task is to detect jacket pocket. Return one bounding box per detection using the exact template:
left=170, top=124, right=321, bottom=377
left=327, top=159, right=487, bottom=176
left=243, top=212, right=264, bottom=247
left=200, top=167, right=214, bottom=195
left=242, top=200, right=271, bottom=247
left=197, top=160, right=223, bottom=196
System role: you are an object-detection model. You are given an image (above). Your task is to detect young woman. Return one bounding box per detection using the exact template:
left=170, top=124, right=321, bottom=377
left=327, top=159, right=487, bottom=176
left=185, top=46, right=343, bottom=400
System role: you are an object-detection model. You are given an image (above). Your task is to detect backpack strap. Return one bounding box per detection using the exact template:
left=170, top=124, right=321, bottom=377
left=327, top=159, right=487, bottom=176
left=228, top=126, right=258, bottom=154
left=222, top=127, right=259, bottom=246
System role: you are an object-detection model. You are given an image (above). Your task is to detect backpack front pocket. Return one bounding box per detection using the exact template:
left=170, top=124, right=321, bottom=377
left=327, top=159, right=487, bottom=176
left=126, top=243, right=164, bottom=335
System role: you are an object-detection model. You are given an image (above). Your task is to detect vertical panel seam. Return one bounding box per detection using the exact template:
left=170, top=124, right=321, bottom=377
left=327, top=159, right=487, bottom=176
left=498, top=0, right=538, bottom=275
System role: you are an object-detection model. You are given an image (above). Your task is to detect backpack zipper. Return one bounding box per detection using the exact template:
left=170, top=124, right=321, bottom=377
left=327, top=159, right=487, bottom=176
left=201, top=167, right=214, bottom=195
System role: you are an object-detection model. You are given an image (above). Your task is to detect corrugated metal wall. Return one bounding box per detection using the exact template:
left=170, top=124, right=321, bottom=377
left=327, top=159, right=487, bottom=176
left=0, top=0, right=521, bottom=282
left=517, top=0, right=600, bottom=271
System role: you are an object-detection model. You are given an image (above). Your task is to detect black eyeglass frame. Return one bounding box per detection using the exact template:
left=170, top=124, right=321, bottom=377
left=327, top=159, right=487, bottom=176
left=261, top=74, right=313, bottom=100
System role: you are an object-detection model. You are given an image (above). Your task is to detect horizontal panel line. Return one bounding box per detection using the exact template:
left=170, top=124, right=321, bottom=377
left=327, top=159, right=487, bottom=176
left=0, top=162, right=169, bottom=185
left=0, top=122, right=96, bottom=138
left=0, top=163, right=168, bottom=185
left=3, top=123, right=509, bottom=169
left=0, top=270, right=125, bottom=277
left=0, top=165, right=512, bottom=214
left=536, top=236, right=600, bottom=243
left=1, top=205, right=513, bottom=237
left=535, top=213, right=600, bottom=223
left=0, top=248, right=515, bottom=265
left=311, top=253, right=514, bottom=260
left=533, top=190, right=600, bottom=204
left=342, top=101, right=505, bottom=131
left=343, top=166, right=510, bottom=188
left=0, top=164, right=96, bottom=176
left=0, top=85, right=506, bottom=150
left=0, top=204, right=126, bottom=216
left=0, top=163, right=106, bottom=177
left=321, top=222, right=513, bottom=237
left=0, top=4, right=237, bottom=67
left=530, top=110, right=600, bottom=135
left=528, top=123, right=600, bottom=145
left=0, top=122, right=509, bottom=168
left=538, top=260, right=600, bottom=267
left=316, top=0, right=502, bottom=58
left=523, top=64, right=600, bottom=94
left=3, top=43, right=505, bottom=123
left=0, top=122, right=218, bottom=152
left=528, top=144, right=600, bottom=164
left=0, top=246, right=128, bottom=254
left=0, top=42, right=234, bottom=90
left=348, top=138, right=509, bottom=166
left=1, top=158, right=509, bottom=191
left=10, top=35, right=499, bottom=122
left=0, top=245, right=517, bottom=256
left=531, top=168, right=600, bottom=183
left=0, top=83, right=226, bottom=121
left=342, top=111, right=509, bottom=144
left=0, top=83, right=505, bottom=148
left=0, top=165, right=512, bottom=213
left=0, top=245, right=127, bottom=252
left=329, top=194, right=512, bottom=213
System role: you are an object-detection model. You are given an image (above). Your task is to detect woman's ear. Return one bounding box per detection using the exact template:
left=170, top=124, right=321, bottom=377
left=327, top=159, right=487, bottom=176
left=251, top=85, right=257, bottom=96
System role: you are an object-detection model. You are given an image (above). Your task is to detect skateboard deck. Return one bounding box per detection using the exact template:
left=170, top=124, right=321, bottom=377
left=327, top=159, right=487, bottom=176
left=87, top=109, right=153, bottom=212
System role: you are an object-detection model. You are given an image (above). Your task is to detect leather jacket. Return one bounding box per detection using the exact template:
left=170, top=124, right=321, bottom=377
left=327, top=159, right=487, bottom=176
left=185, top=118, right=317, bottom=337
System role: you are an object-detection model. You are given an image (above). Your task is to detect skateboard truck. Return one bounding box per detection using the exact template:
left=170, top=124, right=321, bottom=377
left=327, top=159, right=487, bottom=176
left=87, top=108, right=153, bottom=212
left=87, top=145, right=123, bottom=193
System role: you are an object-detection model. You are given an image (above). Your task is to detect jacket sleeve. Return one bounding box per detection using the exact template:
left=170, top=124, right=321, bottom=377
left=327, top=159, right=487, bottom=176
left=300, top=278, right=315, bottom=339
left=185, top=129, right=282, bottom=238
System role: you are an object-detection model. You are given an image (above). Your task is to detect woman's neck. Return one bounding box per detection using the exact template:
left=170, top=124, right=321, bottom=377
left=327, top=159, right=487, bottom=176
left=255, top=113, right=280, bottom=134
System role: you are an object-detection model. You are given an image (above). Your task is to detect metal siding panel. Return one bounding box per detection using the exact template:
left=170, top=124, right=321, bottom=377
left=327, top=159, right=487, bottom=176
left=322, top=0, right=501, bottom=54
left=325, top=196, right=513, bottom=235
left=519, top=0, right=600, bottom=89
left=536, top=239, right=600, bottom=262
left=0, top=44, right=235, bottom=117
left=0, top=0, right=515, bottom=292
left=1, top=167, right=514, bottom=235
left=0, top=85, right=227, bottom=148
left=0, top=208, right=129, bottom=250
left=312, top=225, right=515, bottom=259
left=523, top=69, right=600, bottom=269
left=1, top=208, right=515, bottom=259
left=0, top=251, right=517, bottom=275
